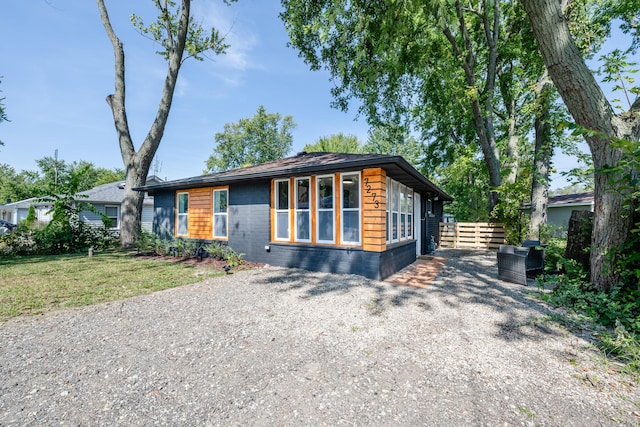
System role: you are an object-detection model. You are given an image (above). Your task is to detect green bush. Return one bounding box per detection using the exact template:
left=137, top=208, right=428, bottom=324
left=0, top=217, right=118, bottom=256
left=135, top=233, right=245, bottom=266
left=538, top=263, right=640, bottom=373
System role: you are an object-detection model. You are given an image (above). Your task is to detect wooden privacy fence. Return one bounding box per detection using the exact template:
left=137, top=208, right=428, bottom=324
left=439, top=222, right=506, bottom=249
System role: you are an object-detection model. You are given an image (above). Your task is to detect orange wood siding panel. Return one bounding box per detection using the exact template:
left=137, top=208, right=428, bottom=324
left=188, top=188, right=213, bottom=239
left=362, top=168, right=387, bottom=252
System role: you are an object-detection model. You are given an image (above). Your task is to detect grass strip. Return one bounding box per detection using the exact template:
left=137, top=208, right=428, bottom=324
left=0, top=251, right=223, bottom=321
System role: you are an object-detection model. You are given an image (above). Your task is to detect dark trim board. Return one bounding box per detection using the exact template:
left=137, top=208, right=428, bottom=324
left=264, top=240, right=416, bottom=280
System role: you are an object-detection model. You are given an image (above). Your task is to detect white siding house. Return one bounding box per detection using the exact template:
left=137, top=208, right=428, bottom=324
left=0, top=177, right=162, bottom=232
left=524, top=192, right=594, bottom=236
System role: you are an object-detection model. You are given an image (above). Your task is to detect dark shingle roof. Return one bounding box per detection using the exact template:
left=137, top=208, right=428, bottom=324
left=135, top=152, right=453, bottom=201
left=548, top=192, right=593, bottom=206
left=523, top=191, right=593, bottom=208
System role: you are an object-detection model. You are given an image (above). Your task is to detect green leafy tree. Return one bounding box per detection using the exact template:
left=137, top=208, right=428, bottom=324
left=363, top=126, right=422, bottom=169
left=40, top=165, right=104, bottom=253
left=281, top=0, right=525, bottom=212
left=522, top=0, right=640, bottom=291
left=205, top=105, right=295, bottom=172
left=25, top=205, right=37, bottom=225
left=437, top=144, right=489, bottom=223
left=302, top=133, right=362, bottom=154
left=97, top=0, right=234, bottom=247
left=0, top=165, right=43, bottom=204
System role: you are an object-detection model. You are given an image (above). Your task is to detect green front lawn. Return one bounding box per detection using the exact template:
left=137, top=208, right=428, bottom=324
left=0, top=251, right=223, bottom=321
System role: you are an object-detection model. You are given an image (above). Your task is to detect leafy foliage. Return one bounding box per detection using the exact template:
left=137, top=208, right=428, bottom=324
left=302, top=133, right=362, bottom=154
left=0, top=158, right=124, bottom=205
left=205, top=105, right=295, bottom=172
left=598, top=49, right=639, bottom=112
left=363, top=126, right=423, bottom=169
left=136, top=231, right=244, bottom=266
left=436, top=144, right=489, bottom=222
left=0, top=166, right=119, bottom=256
left=130, top=0, right=235, bottom=62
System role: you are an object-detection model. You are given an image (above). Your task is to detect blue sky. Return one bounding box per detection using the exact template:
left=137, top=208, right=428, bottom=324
left=0, top=1, right=627, bottom=188
left=0, top=1, right=370, bottom=181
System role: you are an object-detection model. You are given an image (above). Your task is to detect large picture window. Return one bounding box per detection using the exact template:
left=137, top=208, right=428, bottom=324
left=275, top=179, right=290, bottom=241
left=177, top=192, right=188, bottom=236
left=341, top=173, right=360, bottom=244
left=316, top=175, right=334, bottom=243
left=213, top=188, right=228, bottom=239
left=295, top=177, right=311, bottom=242
left=387, top=179, right=415, bottom=244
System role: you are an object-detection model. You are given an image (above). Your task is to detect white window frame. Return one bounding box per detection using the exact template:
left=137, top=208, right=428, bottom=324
left=407, top=189, right=414, bottom=238
left=316, top=174, right=335, bottom=244
left=213, top=188, right=228, bottom=239
left=294, top=177, right=312, bottom=242
left=274, top=179, right=290, bottom=241
left=177, top=192, right=188, bottom=237
left=104, top=205, right=119, bottom=230
left=340, top=172, right=361, bottom=245
left=400, top=185, right=407, bottom=240
left=391, top=180, right=399, bottom=243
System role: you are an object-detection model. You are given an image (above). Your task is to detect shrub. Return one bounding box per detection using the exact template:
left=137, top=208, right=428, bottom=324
left=135, top=234, right=245, bottom=266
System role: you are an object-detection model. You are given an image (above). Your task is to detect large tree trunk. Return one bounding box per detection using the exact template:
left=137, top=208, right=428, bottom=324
left=97, top=0, right=190, bottom=247
left=529, top=77, right=553, bottom=240
left=443, top=1, right=503, bottom=213
left=522, top=0, right=640, bottom=291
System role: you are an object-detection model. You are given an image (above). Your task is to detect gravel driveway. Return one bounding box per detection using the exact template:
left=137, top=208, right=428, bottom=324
left=1, top=249, right=638, bottom=426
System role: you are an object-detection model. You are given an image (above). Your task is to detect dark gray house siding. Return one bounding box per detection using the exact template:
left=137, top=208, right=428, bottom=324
left=152, top=191, right=176, bottom=239
left=227, top=181, right=271, bottom=262
left=264, top=241, right=415, bottom=280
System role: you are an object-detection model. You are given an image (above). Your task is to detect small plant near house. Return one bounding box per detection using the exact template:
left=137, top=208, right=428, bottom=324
left=136, top=232, right=244, bottom=267
left=25, top=205, right=37, bottom=225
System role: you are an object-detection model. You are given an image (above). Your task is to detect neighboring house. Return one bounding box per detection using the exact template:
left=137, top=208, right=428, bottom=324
left=524, top=192, right=594, bottom=236
left=0, top=176, right=163, bottom=232
left=136, top=152, right=453, bottom=280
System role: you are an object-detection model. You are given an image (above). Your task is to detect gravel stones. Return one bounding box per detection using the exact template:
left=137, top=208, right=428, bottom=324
left=1, top=249, right=638, bottom=426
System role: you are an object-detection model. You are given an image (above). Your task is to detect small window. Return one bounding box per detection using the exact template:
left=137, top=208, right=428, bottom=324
left=407, top=190, right=414, bottom=238
left=386, top=177, right=391, bottom=244
left=400, top=185, right=406, bottom=239
left=275, top=180, right=290, bottom=241
left=177, top=192, right=188, bottom=236
left=105, top=205, right=119, bottom=229
left=295, top=178, right=311, bottom=242
left=391, top=180, right=399, bottom=242
left=316, top=175, right=335, bottom=243
left=341, top=173, right=360, bottom=245
left=213, top=189, right=228, bottom=239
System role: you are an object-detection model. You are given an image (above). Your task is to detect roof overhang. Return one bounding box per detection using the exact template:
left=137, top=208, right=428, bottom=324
left=135, top=155, right=453, bottom=202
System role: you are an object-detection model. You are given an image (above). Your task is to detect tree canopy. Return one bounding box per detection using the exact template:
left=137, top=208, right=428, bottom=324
left=302, top=133, right=362, bottom=154
left=0, top=159, right=124, bottom=205
left=97, top=0, right=233, bottom=247
left=205, top=105, right=295, bottom=172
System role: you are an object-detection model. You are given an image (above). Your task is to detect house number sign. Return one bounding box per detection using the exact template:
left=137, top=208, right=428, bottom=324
left=363, top=177, right=380, bottom=209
